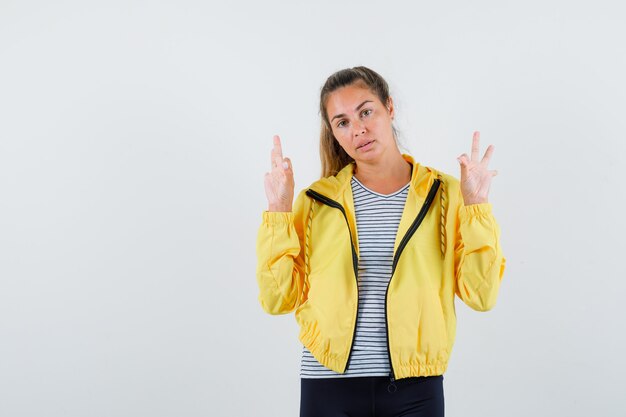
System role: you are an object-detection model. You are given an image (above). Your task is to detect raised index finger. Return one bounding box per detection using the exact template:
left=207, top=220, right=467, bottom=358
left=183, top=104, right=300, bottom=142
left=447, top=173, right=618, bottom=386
left=471, top=131, right=480, bottom=161
left=271, top=134, right=283, bottom=168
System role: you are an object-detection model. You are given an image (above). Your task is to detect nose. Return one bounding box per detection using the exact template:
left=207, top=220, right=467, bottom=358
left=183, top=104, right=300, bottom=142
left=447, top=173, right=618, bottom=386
left=354, top=120, right=366, bottom=136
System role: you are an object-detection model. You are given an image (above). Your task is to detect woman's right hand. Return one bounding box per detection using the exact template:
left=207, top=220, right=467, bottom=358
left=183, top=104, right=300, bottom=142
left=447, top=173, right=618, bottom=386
left=264, top=135, right=294, bottom=212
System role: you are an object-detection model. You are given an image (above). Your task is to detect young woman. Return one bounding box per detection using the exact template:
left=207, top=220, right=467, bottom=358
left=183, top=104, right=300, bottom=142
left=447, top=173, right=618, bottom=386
left=256, top=66, right=506, bottom=417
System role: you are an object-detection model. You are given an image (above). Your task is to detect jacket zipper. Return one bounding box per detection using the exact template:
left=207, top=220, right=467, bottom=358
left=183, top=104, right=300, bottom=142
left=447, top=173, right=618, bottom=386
left=306, top=178, right=441, bottom=380
left=305, top=189, right=359, bottom=373
left=385, top=178, right=442, bottom=382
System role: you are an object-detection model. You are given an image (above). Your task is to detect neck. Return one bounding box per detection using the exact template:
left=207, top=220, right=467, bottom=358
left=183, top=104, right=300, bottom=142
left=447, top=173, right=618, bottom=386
left=354, top=151, right=411, bottom=184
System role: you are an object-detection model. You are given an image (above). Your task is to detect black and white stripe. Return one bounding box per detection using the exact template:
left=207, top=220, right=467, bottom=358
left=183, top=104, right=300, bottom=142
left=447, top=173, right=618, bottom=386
left=300, top=176, right=409, bottom=378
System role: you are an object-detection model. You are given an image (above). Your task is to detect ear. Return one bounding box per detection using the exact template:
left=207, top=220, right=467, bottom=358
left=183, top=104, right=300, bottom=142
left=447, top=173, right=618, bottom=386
left=387, top=97, right=395, bottom=119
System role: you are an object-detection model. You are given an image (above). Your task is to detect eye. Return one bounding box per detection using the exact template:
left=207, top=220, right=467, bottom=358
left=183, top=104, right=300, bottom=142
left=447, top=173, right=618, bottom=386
left=361, top=109, right=372, bottom=117
left=337, top=120, right=347, bottom=128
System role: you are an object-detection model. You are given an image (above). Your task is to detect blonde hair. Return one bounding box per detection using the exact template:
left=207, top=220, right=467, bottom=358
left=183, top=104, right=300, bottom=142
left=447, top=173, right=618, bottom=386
left=318, top=66, right=399, bottom=178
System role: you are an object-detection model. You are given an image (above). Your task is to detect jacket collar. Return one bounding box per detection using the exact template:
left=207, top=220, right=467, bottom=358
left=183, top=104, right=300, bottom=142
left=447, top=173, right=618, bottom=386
left=308, top=154, right=438, bottom=202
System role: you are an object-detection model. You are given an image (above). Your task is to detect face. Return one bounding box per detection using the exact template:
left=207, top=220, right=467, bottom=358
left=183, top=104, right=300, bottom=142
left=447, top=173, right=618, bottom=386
left=325, top=82, right=395, bottom=164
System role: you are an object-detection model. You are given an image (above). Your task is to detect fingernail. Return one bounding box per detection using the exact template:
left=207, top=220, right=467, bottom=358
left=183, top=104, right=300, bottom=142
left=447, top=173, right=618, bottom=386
left=282, top=161, right=289, bottom=169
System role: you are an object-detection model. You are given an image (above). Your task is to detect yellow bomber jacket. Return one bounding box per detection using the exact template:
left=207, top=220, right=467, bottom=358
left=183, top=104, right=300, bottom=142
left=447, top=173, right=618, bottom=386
left=256, top=154, right=506, bottom=380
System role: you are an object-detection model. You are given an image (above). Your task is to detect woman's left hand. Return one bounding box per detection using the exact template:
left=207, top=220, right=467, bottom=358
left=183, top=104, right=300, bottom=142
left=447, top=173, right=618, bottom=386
left=457, top=131, right=498, bottom=205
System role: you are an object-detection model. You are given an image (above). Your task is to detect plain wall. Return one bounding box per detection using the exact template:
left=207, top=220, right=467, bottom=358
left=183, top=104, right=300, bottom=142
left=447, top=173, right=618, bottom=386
left=1, top=1, right=624, bottom=416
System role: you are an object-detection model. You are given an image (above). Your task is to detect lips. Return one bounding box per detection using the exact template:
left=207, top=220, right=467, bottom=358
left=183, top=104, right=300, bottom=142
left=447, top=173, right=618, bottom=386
left=357, top=140, right=374, bottom=150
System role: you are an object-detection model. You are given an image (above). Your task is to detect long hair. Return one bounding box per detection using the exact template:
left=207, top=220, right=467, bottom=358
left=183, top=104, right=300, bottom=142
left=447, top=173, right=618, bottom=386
left=318, top=66, right=399, bottom=178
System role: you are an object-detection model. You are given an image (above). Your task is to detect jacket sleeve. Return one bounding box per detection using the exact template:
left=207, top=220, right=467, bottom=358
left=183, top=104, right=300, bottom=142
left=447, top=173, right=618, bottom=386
left=255, top=190, right=309, bottom=315
left=453, top=187, right=507, bottom=312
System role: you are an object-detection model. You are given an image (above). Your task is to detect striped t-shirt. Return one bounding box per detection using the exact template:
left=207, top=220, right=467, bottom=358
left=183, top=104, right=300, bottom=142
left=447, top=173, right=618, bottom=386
left=300, top=176, right=410, bottom=378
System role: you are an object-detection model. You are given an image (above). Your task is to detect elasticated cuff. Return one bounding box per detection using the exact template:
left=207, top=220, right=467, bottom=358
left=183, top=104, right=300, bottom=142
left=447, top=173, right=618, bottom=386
left=261, top=211, right=294, bottom=225
left=460, top=203, right=493, bottom=219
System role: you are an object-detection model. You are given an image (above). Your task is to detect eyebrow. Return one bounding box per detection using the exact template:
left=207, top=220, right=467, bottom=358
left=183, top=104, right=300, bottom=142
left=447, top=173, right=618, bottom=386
left=330, top=100, right=373, bottom=123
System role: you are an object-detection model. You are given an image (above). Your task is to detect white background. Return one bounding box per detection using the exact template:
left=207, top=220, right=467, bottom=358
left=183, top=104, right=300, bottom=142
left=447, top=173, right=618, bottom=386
left=1, top=1, right=625, bottom=416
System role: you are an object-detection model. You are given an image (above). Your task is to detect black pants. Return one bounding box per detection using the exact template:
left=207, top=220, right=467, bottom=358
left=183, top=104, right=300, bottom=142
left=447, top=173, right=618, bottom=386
left=300, top=375, right=444, bottom=417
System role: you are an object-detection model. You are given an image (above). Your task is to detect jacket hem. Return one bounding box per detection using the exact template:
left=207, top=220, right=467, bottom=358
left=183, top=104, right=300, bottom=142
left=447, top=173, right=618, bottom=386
left=298, top=326, right=349, bottom=374
left=394, top=362, right=448, bottom=379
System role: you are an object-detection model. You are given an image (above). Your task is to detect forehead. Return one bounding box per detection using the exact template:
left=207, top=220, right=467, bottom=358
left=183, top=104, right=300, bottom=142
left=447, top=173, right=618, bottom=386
left=326, top=83, right=379, bottom=114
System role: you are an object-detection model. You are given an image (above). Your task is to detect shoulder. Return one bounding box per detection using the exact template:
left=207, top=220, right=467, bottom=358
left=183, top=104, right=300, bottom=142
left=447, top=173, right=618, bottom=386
left=434, top=169, right=459, bottom=189
left=420, top=165, right=462, bottom=202
left=300, top=163, right=354, bottom=200
left=401, top=154, right=458, bottom=193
